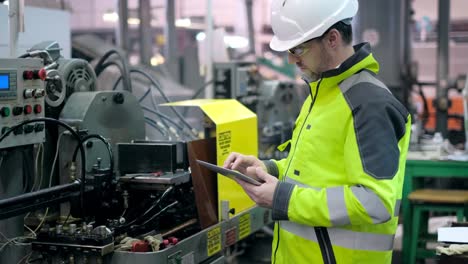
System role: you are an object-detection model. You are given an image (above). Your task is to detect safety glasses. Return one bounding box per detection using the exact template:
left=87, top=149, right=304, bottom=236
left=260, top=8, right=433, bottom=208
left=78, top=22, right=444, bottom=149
left=288, top=45, right=310, bottom=57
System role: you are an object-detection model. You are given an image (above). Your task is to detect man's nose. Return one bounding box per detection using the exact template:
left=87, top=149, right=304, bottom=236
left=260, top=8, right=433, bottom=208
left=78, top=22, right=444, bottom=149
left=288, top=53, right=299, bottom=64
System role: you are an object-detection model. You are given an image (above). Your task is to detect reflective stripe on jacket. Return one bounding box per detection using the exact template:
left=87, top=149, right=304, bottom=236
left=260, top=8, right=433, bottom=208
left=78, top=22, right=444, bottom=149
left=264, top=43, right=411, bottom=264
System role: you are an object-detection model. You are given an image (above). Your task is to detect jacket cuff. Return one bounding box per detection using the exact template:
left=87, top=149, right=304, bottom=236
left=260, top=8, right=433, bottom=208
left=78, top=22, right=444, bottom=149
left=262, top=160, right=279, bottom=178
left=272, top=181, right=294, bottom=221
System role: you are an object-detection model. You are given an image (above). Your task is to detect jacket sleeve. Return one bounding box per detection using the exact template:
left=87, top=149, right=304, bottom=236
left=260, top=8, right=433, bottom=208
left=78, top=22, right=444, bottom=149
left=271, top=99, right=410, bottom=226
left=262, top=159, right=287, bottom=179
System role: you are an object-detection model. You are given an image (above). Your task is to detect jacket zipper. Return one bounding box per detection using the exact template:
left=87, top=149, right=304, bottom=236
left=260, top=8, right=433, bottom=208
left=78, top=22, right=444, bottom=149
left=315, top=227, right=336, bottom=264
left=282, top=78, right=321, bottom=177
left=273, top=77, right=322, bottom=264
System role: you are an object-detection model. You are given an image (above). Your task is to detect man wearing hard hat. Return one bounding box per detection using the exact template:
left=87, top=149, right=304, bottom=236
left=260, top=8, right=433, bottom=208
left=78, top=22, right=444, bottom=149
left=224, top=0, right=411, bottom=263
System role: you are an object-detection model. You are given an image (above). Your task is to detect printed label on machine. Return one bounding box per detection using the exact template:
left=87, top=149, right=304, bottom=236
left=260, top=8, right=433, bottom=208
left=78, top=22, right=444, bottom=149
left=207, top=226, right=221, bottom=256
left=239, top=213, right=251, bottom=240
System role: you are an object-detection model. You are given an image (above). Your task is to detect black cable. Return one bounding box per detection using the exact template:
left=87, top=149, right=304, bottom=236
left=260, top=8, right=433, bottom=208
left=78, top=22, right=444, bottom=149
left=71, top=134, right=114, bottom=173
left=112, top=75, right=124, bottom=91
left=190, top=80, right=214, bottom=100
left=144, top=117, right=168, bottom=137
left=417, top=84, right=430, bottom=126
left=113, top=68, right=197, bottom=135
left=140, top=201, right=178, bottom=226
left=22, top=149, right=31, bottom=193
left=139, top=88, right=152, bottom=102
left=0, top=118, right=86, bottom=216
left=94, top=50, right=132, bottom=92
left=142, top=106, right=185, bottom=132
left=122, top=187, right=174, bottom=228
left=183, top=79, right=214, bottom=116
left=98, top=61, right=125, bottom=81
left=63, top=211, right=71, bottom=225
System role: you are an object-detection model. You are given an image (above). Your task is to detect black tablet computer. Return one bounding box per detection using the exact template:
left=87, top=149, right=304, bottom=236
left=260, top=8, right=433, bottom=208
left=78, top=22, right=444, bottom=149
left=196, top=160, right=262, bottom=186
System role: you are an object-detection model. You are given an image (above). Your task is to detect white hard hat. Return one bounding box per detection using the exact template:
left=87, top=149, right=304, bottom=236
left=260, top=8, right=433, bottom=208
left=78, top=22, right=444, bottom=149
left=269, top=0, right=359, bottom=52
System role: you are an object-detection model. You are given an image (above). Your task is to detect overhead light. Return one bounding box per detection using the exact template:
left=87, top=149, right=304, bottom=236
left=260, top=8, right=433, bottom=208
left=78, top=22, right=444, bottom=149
left=3, top=1, right=9, bottom=6
left=175, top=18, right=191, bottom=28
left=224, top=36, right=249, bottom=49
left=196, top=32, right=206, bottom=41
left=196, top=32, right=249, bottom=49
left=103, top=11, right=118, bottom=22
left=151, top=54, right=165, bottom=66
left=127, top=17, right=140, bottom=25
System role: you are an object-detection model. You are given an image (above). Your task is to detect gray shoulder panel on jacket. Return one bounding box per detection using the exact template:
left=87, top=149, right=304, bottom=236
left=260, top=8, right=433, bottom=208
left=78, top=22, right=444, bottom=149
left=341, top=72, right=409, bottom=179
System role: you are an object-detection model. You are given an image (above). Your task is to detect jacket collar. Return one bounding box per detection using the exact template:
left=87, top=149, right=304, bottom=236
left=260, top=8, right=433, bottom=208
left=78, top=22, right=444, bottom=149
left=308, top=42, right=379, bottom=89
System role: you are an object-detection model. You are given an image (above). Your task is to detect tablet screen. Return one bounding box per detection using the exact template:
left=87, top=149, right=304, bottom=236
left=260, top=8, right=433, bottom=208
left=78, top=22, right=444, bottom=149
left=196, top=160, right=262, bottom=186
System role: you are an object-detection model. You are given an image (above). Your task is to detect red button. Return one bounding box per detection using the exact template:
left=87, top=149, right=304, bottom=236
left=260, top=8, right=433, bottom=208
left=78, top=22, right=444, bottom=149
left=34, top=104, right=42, bottom=114
left=38, top=68, right=47, bottom=81
left=23, top=71, right=34, bottom=80
left=24, top=105, right=32, bottom=115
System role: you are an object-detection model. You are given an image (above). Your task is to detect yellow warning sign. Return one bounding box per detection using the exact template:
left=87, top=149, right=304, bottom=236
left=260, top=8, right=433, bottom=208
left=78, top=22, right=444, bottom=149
left=207, top=226, right=221, bottom=256
left=239, top=213, right=251, bottom=240
left=218, top=130, right=231, bottom=156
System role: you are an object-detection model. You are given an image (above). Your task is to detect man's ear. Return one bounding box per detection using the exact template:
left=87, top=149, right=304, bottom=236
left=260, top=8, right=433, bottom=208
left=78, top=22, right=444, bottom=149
left=324, top=29, right=340, bottom=49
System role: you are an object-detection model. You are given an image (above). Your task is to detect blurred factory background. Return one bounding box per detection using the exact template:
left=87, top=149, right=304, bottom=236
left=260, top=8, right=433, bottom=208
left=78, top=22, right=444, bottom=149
left=0, top=0, right=468, bottom=263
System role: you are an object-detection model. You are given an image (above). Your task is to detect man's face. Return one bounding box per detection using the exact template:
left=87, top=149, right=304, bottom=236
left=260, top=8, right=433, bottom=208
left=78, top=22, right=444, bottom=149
left=287, top=37, right=332, bottom=81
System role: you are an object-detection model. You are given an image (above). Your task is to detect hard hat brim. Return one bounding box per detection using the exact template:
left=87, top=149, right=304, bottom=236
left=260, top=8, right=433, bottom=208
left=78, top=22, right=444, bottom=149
left=269, top=35, right=303, bottom=52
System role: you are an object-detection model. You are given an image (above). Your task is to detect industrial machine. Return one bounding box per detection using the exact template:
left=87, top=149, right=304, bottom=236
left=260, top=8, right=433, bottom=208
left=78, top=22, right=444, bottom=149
left=0, top=44, right=271, bottom=264
left=212, top=62, right=302, bottom=160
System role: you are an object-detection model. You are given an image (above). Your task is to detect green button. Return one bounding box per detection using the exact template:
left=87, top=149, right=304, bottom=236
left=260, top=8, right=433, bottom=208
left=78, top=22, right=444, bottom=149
left=1, top=107, right=10, bottom=117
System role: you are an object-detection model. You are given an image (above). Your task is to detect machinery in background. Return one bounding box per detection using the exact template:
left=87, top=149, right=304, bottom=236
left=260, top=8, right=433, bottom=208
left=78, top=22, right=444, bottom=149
left=0, top=44, right=270, bottom=264
left=0, top=58, right=46, bottom=149
left=213, top=62, right=302, bottom=159
left=256, top=80, right=302, bottom=160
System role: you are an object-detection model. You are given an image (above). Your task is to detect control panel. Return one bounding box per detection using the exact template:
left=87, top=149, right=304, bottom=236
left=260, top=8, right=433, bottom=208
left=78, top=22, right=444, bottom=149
left=0, top=58, right=46, bottom=149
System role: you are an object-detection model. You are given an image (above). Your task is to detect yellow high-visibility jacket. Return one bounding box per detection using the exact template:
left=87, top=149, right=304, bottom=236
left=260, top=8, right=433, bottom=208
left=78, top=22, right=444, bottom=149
left=263, top=43, right=411, bottom=264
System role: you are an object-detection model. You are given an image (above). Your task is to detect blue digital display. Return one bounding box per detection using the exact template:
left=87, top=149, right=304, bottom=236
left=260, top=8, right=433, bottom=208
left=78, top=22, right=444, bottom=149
left=0, top=74, right=9, bottom=90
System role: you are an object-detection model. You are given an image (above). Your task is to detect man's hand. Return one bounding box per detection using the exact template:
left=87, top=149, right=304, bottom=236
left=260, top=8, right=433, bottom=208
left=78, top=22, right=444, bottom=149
left=236, top=167, right=278, bottom=208
left=223, top=152, right=266, bottom=177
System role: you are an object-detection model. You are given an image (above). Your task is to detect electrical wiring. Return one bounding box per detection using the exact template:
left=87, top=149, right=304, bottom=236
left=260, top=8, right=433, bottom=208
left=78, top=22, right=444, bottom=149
left=33, top=208, right=49, bottom=234
left=112, top=68, right=198, bottom=137
left=0, top=118, right=87, bottom=215
left=71, top=134, right=114, bottom=173
left=190, top=79, right=214, bottom=100
left=24, top=132, right=64, bottom=235
left=141, top=201, right=178, bottom=226
left=94, top=50, right=132, bottom=92
left=121, top=187, right=174, bottom=228
left=144, top=117, right=169, bottom=137
left=181, top=79, right=214, bottom=117
left=141, top=106, right=197, bottom=140
left=147, top=83, right=172, bottom=132
left=31, top=144, right=44, bottom=191
left=23, top=224, right=36, bottom=238
left=25, top=147, right=35, bottom=191
left=99, top=61, right=124, bottom=79
left=16, top=252, right=32, bottom=264
left=50, top=132, right=65, bottom=187
left=130, top=68, right=197, bottom=134
left=142, top=106, right=184, bottom=132
left=0, top=231, right=34, bottom=252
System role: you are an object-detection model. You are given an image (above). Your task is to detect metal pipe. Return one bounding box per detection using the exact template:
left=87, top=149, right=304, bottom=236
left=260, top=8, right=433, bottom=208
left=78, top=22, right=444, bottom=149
left=205, top=0, right=214, bottom=98
left=139, top=0, right=152, bottom=65
left=162, top=218, right=197, bottom=237
left=8, top=0, right=25, bottom=57
left=463, top=75, right=468, bottom=151
left=402, top=0, right=412, bottom=108
left=164, top=0, right=177, bottom=61
left=245, top=0, right=256, bottom=55
left=435, top=0, right=450, bottom=136
left=0, top=180, right=81, bottom=220
left=116, top=0, right=129, bottom=52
